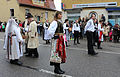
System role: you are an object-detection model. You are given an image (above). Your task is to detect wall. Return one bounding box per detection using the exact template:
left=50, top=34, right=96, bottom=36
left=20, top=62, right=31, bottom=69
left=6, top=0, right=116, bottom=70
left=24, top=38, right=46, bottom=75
left=0, top=0, right=55, bottom=23
left=19, top=6, right=55, bottom=22
left=81, top=8, right=108, bottom=23
left=0, top=0, right=19, bottom=22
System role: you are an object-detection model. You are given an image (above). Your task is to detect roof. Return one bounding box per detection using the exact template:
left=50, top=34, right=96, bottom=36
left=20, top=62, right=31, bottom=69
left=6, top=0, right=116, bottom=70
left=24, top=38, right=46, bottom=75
left=17, top=0, right=56, bottom=11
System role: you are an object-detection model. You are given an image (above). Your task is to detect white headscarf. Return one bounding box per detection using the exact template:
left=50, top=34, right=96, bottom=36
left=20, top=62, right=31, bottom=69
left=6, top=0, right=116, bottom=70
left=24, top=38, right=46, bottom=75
left=3, top=18, right=18, bottom=49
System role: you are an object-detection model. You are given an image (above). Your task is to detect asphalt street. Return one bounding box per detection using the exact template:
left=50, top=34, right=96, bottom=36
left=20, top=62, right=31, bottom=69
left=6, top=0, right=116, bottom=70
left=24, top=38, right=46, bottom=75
left=0, top=32, right=120, bottom=77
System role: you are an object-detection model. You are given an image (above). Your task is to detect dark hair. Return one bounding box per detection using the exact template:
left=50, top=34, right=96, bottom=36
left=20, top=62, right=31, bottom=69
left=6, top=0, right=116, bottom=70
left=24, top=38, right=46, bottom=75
left=64, top=19, right=69, bottom=23
left=54, top=11, right=62, bottom=20
left=99, top=20, right=103, bottom=23
left=90, top=13, right=95, bottom=18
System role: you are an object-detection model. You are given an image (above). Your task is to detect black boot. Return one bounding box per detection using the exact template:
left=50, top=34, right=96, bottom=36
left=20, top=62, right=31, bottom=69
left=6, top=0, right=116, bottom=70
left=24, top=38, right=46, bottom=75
left=48, top=40, right=50, bottom=44
left=54, top=64, right=65, bottom=74
left=10, top=59, right=15, bottom=64
left=10, top=59, right=23, bottom=66
left=46, top=40, right=48, bottom=44
left=97, top=41, right=102, bottom=49
left=25, top=49, right=32, bottom=57
left=14, top=59, right=23, bottom=66
left=57, top=64, right=65, bottom=74
left=33, top=48, right=39, bottom=58
left=66, top=42, right=68, bottom=47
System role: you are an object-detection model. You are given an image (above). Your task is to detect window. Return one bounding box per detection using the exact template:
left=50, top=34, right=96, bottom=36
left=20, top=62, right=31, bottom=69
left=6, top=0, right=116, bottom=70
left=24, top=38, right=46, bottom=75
left=10, top=9, right=14, bottom=17
left=37, top=16, right=40, bottom=22
left=45, top=12, right=48, bottom=20
left=25, top=9, right=30, bottom=14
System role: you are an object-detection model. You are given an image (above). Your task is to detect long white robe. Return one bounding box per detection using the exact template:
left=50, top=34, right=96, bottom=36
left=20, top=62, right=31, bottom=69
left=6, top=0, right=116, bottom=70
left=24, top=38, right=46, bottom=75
left=63, top=23, right=70, bottom=41
left=4, top=19, right=23, bottom=60
left=44, top=22, right=50, bottom=40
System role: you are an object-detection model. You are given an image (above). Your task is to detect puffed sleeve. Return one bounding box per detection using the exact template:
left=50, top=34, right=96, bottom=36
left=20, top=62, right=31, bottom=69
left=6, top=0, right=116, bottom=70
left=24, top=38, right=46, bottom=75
left=15, top=27, right=23, bottom=42
left=48, top=21, right=57, bottom=38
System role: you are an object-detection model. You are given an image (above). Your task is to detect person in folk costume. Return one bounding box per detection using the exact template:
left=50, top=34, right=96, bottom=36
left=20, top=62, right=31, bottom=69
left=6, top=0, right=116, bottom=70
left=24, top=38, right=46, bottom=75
left=43, top=20, right=50, bottom=44
left=93, top=18, right=98, bottom=46
left=103, top=23, right=110, bottom=42
left=25, top=13, right=39, bottom=58
left=3, top=18, right=23, bottom=65
left=84, top=14, right=98, bottom=56
left=97, top=20, right=104, bottom=49
left=22, top=16, right=30, bottom=55
left=63, top=19, right=70, bottom=47
left=48, top=11, right=66, bottom=74
left=72, top=20, right=81, bottom=45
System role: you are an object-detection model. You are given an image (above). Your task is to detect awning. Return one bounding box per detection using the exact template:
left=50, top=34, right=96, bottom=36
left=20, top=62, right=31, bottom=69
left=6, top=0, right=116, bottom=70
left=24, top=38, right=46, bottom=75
left=106, top=7, right=120, bottom=11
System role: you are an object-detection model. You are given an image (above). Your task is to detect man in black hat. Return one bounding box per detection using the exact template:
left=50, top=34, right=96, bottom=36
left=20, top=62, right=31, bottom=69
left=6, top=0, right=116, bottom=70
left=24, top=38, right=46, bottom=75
left=25, top=13, right=39, bottom=58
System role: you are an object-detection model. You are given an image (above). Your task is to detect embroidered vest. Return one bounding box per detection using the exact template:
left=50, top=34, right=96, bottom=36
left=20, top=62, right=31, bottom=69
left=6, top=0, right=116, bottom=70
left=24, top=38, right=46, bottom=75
left=55, top=21, right=63, bottom=33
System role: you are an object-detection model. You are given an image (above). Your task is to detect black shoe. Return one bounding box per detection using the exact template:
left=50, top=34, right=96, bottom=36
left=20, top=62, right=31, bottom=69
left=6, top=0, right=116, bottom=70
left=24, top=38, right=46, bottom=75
left=25, top=54, right=32, bottom=57
left=32, top=56, right=39, bottom=58
left=24, top=52, right=28, bottom=54
left=77, top=43, right=80, bottom=44
left=15, top=61, right=23, bottom=66
left=10, top=60, right=23, bottom=66
left=59, top=69, right=65, bottom=74
left=74, top=43, right=77, bottom=45
left=10, top=60, right=15, bottom=64
left=88, top=52, right=98, bottom=56
left=98, top=47, right=102, bottom=49
left=91, top=52, right=98, bottom=56
left=54, top=69, right=65, bottom=74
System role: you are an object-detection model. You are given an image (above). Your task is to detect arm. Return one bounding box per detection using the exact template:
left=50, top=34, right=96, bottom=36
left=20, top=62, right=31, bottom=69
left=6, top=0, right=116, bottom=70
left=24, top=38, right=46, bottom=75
left=72, top=24, right=75, bottom=33
left=78, top=24, right=81, bottom=32
left=43, top=23, right=47, bottom=29
left=84, top=20, right=90, bottom=32
left=48, top=21, right=57, bottom=38
left=98, top=24, right=102, bottom=31
left=15, top=27, right=23, bottom=42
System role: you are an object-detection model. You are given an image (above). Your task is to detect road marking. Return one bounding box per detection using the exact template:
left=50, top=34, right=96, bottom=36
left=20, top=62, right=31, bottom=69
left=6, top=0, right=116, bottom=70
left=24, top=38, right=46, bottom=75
left=0, top=39, right=4, bottom=41
left=68, top=47, right=120, bottom=55
left=39, top=69, right=72, bottom=77
left=21, top=64, right=73, bottom=77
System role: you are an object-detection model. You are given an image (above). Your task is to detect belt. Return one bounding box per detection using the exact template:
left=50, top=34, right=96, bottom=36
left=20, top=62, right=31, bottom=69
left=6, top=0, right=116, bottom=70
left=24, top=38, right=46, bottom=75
left=55, top=33, right=64, bottom=36
left=87, top=30, right=93, bottom=32
left=12, top=34, right=16, bottom=36
left=52, top=35, right=59, bottom=39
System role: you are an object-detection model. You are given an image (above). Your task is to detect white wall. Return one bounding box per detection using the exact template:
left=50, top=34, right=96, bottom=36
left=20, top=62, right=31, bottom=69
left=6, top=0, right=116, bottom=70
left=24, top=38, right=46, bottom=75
left=81, top=8, right=108, bottom=22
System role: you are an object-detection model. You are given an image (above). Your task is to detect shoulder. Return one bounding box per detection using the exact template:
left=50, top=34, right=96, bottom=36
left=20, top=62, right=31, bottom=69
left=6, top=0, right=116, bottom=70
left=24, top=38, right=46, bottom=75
left=98, top=24, right=101, bottom=27
left=63, top=23, right=66, bottom=25
left=73, top=23, right=76, bottom=25
left=51, top=20, right=57, bottom=24
left=30, top=21, right=37, bottom=25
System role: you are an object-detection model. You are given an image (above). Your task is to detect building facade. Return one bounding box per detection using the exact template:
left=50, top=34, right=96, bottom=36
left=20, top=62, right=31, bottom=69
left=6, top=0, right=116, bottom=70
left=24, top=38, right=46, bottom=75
left=62, top=0, right=120, bottom=26
left=0, top=0, right=56, bottom=23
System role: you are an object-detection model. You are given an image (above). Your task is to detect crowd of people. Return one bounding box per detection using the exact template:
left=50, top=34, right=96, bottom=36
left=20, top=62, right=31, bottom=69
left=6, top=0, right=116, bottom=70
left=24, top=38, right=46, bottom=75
left=2, top=11, right=120, bottom=75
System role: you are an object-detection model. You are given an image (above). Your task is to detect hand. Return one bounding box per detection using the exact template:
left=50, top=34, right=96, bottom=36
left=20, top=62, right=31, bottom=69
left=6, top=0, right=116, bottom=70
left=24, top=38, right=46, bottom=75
left=84, top=31, right=86, bottom=34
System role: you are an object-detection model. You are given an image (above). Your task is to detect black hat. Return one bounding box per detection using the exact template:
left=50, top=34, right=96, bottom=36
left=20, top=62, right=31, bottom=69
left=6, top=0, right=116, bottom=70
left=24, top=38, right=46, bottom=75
left=26, top=13, right=33, bottom=19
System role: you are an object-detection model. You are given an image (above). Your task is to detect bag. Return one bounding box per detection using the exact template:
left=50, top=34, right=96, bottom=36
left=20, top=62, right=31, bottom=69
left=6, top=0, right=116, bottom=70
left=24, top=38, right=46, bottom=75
left=68, top=27, right=72, bottom=32
left=50, top=53, right=61, bottom=63
left=22, top=35, right=27, bottom=39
